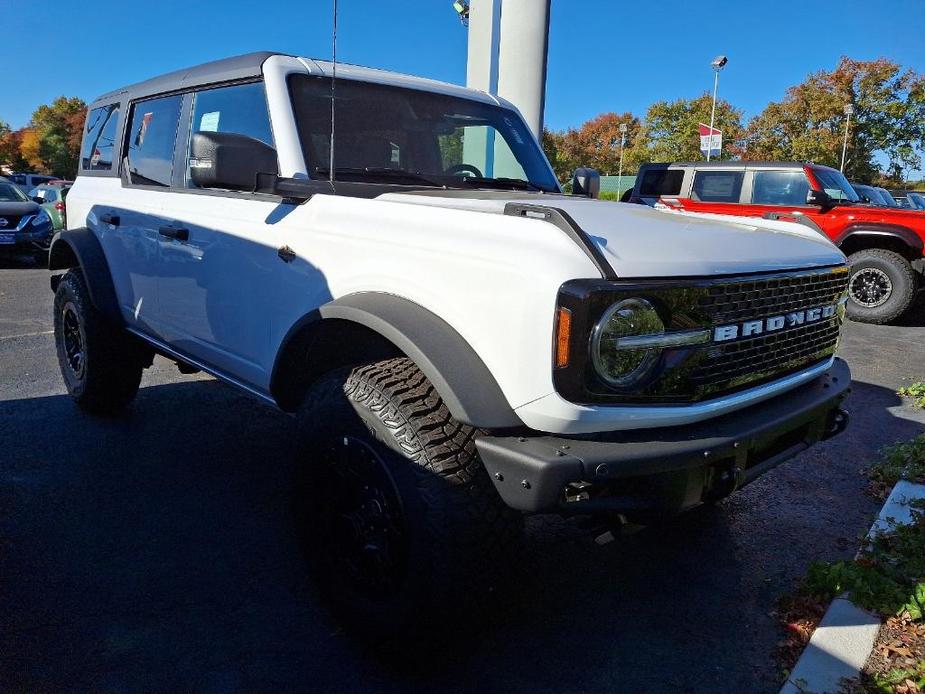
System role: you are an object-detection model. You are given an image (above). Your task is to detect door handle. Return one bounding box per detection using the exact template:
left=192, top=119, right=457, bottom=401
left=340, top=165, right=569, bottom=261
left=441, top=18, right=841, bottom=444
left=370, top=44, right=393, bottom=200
left=158, top=225, right=189, bottom=242
left=100, top=212, right=120, bottom=226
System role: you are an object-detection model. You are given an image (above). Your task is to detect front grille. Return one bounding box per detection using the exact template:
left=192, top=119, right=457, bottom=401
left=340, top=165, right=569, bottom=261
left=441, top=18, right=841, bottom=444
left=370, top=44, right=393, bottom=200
left=690, top=267, right=849, bottom=397
left=0, top=215, right=24, bottom=230
left=696, top=268, right=850, bottom=325
left=554, top=266, right=849, bottom=406
left=692, top=320, right=840, bottom=391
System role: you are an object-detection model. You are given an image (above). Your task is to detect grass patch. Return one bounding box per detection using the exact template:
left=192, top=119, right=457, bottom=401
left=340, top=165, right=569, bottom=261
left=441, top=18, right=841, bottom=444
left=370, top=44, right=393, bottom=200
left=777, top=436, right=925, bottom=689
left=868, top=435, right=925, bottom=499
left=898, top=383, right=925, bottom=409
left=804, top=514, right=925, bottom=620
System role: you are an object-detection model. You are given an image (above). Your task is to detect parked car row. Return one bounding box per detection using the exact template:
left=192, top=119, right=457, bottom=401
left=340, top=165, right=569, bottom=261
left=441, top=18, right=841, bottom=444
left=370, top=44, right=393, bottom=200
left=628, top=161, right=925, bottom=325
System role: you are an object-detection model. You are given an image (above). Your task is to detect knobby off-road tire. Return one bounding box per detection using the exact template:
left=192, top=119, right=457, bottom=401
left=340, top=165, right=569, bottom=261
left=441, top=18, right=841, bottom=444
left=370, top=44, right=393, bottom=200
left=297, top=357, right=523, bottom=638
left=53, top=269, right=144, bottom=414
left=846, top=249, right=918, bottom=324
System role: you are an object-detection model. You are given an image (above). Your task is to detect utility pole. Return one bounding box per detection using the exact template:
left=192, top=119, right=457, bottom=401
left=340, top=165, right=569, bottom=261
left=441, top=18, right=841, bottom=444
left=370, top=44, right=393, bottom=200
left=617, top=122, right=628, bottom=199
left=841, top=103, right=854, bottom=173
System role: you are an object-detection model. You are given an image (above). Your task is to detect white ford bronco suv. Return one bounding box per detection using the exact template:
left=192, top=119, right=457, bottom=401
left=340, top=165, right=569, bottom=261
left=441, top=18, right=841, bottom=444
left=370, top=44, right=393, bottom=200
left=51, top=52, right=851, bottom=632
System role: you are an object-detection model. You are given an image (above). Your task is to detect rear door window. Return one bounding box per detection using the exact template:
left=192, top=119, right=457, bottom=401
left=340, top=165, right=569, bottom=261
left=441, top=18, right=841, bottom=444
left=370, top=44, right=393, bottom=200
left=81, top=104, right=120, bottom=171
left=691, top=170, right=744, bottom=202
left=126, top=95, right=182, bottom=187
left=751, top=171, right=810, bottom=206
left=638, top=169, right=683, bottom=197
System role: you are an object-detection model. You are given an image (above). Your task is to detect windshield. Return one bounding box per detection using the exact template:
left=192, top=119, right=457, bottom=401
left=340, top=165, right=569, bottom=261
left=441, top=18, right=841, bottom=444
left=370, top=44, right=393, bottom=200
left=852, top=184, right=881, bottom=204
left=810, top=167, right=860, bottom=202
left=877, top=188, right=900, bottom=207
left=908, top=192, right=925, bottom=210
left=289, top=75, right=559, bottom=193
left=0, top=183, right=28, bottom=202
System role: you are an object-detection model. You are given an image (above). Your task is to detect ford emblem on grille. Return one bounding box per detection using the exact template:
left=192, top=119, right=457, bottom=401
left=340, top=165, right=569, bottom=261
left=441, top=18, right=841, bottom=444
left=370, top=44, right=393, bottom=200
left=713, top=303, right=840, bottom=342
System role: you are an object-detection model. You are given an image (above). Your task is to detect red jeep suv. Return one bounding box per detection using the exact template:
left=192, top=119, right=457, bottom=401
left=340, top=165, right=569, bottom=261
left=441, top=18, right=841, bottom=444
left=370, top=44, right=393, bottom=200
left=629, top=161, right=924, bottom=324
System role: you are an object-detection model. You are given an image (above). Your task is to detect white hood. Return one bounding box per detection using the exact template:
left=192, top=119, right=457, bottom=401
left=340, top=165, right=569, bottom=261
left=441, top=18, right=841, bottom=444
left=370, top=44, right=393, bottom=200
left=377, top=192, right=846, bottom=278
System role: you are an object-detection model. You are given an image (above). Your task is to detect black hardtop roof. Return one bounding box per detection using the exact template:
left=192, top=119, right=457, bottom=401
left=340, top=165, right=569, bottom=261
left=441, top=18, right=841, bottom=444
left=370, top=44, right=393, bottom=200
left=639, top=161, right=837, bottom=171
left=89, top=51, right=288, bottom=107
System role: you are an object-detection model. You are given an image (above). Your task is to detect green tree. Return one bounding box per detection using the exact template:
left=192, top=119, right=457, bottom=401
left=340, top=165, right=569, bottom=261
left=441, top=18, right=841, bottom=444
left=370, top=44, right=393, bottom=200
left=744, top=57, right=925, bottom=182
left=640, top=93, right=744, bottom=163
left=29, top=96, right=87, bottom=178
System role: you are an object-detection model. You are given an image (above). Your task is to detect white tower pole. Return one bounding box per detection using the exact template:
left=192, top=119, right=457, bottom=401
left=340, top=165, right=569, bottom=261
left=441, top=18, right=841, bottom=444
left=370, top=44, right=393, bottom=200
left=496, top=0, right=551, bottom=140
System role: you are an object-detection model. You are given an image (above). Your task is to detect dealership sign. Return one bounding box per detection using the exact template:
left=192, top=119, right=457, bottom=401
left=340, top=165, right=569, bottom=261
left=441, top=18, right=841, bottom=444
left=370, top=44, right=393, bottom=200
left=699, top=124, right=722, bottom=157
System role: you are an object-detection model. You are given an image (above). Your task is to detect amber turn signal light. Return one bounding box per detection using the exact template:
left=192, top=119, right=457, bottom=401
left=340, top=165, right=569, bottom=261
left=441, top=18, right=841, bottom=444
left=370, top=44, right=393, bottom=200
left=555, top=307, right=572, bottom=368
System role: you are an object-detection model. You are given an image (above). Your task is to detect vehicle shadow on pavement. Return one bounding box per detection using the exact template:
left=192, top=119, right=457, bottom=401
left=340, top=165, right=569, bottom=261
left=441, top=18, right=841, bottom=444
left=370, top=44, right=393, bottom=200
left=0, top=376, right=921, bottom=693
left=0, top=253, right=44, bottom=269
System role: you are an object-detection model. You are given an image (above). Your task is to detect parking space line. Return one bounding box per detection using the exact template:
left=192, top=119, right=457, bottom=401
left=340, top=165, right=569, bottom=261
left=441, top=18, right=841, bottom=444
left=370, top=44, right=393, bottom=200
left=0, top=330, right=54, bottom=341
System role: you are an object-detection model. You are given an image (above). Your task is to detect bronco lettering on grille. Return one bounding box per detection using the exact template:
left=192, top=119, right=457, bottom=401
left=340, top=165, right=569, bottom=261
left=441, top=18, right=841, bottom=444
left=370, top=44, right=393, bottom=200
left=712, top=304, right=839, bottom=342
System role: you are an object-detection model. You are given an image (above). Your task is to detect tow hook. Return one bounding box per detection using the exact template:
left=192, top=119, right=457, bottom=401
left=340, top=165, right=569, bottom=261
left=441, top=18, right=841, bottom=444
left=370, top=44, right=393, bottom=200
left=823, top=408, right=849, bottom=440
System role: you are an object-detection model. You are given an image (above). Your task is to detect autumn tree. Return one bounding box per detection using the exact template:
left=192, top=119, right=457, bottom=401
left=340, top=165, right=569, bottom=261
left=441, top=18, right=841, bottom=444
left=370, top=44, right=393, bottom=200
left=639, top=94, right=744, bottom=163
left=543, top=112, right=642, bottom=181
left=29, top=96, right=87, bottom=178
left=0, top=121, right=29, bottom=171
left=19, top=128, right=44, bottom=171
left=744, top=57, right=925, bottom=182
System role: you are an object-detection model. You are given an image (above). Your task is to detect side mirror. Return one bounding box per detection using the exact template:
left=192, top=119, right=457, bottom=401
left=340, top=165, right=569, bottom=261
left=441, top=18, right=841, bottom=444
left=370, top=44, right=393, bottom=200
left=31, top=196, right=44, bottom=204
left=189, top=132, right=278, bottom=191
left=572, top=167, right=601, bottom=199
left=806, top=189, right=832, bottom=207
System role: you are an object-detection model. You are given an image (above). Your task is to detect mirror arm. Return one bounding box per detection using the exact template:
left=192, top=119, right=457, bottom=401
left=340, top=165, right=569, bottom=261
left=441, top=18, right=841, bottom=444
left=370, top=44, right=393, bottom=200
left=256, top=173, right=335, bottom=201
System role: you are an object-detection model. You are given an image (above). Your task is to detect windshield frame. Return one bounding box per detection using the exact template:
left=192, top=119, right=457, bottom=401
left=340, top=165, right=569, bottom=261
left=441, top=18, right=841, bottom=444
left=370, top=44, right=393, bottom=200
left=808, top=166, right=860, bottom=203
left=287, top=74, right=560, bottom=194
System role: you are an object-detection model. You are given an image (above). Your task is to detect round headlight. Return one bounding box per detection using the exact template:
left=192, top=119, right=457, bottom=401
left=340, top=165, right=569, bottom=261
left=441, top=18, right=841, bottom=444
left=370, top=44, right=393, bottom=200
left=591, top=298, right=665, bottom=387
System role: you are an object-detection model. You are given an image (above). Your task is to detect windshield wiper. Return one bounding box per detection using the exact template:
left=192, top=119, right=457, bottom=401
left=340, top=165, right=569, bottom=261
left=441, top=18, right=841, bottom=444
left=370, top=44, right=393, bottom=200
left=314, top=166, right=443, bottom=187
left=459, top=176, right=547, bottom=192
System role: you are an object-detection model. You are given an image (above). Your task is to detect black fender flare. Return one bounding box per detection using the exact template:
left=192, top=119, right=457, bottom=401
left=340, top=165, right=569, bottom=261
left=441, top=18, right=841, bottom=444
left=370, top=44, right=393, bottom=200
left=835, top=224, right=924, bottom=256
left=273, top=293, right=524, bottom=429
left=48, top=228, right=123, bottom=325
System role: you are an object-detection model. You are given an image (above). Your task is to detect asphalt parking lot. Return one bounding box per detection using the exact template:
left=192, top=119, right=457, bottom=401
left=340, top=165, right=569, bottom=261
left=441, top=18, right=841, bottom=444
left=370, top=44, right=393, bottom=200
left=2, top=256, right=924, bottom=694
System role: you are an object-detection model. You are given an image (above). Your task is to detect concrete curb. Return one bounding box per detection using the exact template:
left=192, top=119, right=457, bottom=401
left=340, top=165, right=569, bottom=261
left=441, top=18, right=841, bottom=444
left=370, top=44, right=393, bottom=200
left=780, top=480, right=925, bottom=694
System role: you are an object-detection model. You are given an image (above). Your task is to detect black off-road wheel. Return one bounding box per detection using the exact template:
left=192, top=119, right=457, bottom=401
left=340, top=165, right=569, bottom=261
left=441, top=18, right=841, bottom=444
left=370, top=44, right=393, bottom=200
left=846, top=249, right=918, bottom=324
left=53, top=269, right=145, bottom=414
left=296, top=357, right=523, bottom=639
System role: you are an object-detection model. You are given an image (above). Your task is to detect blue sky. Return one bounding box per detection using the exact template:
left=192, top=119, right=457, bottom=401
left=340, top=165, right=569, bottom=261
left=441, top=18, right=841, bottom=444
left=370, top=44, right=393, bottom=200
left=2, top=0, right=923, bottom=135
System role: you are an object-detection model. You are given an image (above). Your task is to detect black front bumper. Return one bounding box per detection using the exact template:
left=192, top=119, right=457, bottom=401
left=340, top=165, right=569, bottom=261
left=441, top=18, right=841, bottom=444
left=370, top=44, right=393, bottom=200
left=476, top=358, right=851, bottom=516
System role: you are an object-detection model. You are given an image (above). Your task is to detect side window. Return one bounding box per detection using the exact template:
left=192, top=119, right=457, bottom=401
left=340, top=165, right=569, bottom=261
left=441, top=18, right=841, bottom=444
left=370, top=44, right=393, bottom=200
left=126, top=94, right=182, bottom=187
left=751, top=171, right=810, bottom=206
left=638, top=169, right=683, bottom=197
left=691, top=170, right=744, bottom=202
left=186, top=81, right=274, bottom=188
left=81, top=104, right=120, bottom=171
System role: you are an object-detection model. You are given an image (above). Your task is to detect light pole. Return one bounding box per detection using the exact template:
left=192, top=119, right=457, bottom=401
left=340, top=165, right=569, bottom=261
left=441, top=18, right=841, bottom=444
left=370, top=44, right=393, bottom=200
left=617, top=122, right=628, bottom=199
left=707, top=55, right=728, bottom=162
left=841, top=103, right=854, bottom=173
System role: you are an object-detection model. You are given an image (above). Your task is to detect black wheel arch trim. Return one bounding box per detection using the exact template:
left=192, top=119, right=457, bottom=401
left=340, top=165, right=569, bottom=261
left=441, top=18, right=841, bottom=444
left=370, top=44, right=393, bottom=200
left=271, top=293, right=524, bottom=429
left=836, top=224, right=924, bottom=256
left=48, top=228, right=123, bottom=325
